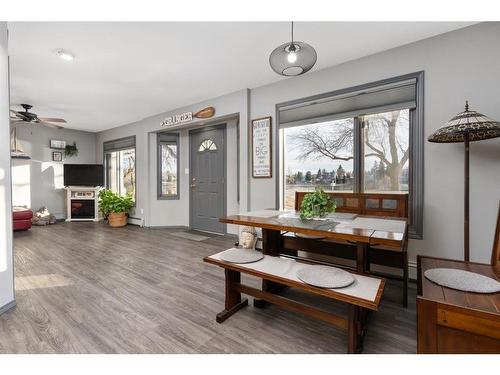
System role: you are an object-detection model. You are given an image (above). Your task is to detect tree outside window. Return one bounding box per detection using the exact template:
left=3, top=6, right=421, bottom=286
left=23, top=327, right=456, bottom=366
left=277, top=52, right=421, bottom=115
left=282, top=109, right=409, bottom=209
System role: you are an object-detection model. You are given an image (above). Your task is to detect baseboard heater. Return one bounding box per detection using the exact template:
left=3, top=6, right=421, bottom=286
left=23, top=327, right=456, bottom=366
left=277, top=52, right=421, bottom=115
left=127, top=216, right=144, bottom=227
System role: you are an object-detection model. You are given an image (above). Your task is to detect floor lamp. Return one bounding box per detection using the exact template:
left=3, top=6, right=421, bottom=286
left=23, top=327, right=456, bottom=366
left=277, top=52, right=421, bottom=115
left=428, top=101, right=500, bottom=262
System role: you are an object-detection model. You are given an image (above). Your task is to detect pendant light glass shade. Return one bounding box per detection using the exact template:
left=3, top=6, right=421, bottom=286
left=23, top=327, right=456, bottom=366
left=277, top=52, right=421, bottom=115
left=269, top=22, right=317, bottom=76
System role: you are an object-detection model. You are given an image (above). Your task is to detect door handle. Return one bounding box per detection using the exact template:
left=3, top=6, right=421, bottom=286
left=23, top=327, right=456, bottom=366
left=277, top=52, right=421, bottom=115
left=190, top=184, right=197, bottom=188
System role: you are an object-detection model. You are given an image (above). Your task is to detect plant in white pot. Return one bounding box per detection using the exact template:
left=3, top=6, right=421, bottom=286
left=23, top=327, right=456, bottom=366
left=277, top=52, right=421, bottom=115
left=98, top=189, right=134, bottom=227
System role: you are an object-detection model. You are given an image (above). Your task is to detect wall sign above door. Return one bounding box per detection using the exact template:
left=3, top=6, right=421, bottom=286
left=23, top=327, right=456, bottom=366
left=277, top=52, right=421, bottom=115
left=252, top=116, right=272, bottom=178
left=160, top=106, right=215, bottom=128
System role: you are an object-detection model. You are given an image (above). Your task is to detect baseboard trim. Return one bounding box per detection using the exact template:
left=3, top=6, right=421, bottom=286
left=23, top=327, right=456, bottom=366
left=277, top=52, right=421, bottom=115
left=0, top=300, right=16, bottom=315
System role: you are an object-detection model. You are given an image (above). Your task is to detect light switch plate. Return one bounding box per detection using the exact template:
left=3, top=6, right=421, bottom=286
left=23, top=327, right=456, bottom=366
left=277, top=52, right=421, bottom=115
left=185, top=168, right=189, bottom=174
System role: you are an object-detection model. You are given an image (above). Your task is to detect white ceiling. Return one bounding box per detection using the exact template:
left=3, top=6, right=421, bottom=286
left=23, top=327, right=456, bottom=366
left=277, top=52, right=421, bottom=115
left=8, top=22, right=474, bottom=132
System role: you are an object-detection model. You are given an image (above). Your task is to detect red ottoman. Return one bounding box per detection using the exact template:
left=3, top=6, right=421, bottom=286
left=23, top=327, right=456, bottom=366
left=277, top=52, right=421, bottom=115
left=13, top=207, right=33, bottom=231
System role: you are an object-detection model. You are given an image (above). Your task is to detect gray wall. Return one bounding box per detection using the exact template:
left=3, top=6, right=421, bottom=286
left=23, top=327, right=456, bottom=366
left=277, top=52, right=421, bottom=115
left=96, top=89, right=249, bottom=234
left=11, top=123, right=96, bottom=219
left=0, top=22, right=14, bottom=312
left=96, top=23, right=500, bottom=265
left=249, top=22, right=500, bottom=264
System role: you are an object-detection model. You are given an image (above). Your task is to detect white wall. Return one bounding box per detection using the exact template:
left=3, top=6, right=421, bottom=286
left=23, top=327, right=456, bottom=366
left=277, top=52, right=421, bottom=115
left=249, top=22, right=500, bottom=264
left=0, top=22, right=15, bottom=312
left=11, top=123, right=96, bottom=219
left=95, top=23, right=500, bottom=265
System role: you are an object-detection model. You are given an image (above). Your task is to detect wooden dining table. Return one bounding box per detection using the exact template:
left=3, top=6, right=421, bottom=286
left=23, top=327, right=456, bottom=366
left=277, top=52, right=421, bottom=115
left=220, top=209, right=408, bottom=274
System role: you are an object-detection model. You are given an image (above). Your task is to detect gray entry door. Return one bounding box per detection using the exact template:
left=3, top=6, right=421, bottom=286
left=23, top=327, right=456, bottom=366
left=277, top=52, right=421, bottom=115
left=189, top=125, right=226, bottom=233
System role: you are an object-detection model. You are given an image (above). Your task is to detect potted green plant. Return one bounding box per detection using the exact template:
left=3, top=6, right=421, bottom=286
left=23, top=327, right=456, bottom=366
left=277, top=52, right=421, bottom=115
left=299, top=187, right=336, bottom=220
left=98, top=189, right=134, bottom=227
left=64, top=142, right=78, bottom=158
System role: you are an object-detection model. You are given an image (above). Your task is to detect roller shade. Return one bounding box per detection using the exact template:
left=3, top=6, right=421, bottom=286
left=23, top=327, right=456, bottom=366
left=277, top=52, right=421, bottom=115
left=103, top=136, right=136, bottom=152
left=279, top=78, right=416, bottom=128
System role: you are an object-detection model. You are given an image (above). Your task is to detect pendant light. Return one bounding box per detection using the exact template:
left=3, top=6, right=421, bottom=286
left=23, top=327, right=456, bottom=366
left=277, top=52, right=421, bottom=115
left=269, top=22, right=317, bottom=76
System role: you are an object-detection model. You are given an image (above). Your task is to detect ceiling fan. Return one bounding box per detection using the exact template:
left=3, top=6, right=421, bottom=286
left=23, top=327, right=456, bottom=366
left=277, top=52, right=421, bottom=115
left=10, top=104, right=67, bottom=129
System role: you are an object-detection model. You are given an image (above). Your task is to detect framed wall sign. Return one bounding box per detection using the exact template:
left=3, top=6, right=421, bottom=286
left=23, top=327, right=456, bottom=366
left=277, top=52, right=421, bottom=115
left=50, top=139, right=66, bottom=149
left=252, top=116, right=272, bottom=178
left=52, top=151, right=63, bottom=162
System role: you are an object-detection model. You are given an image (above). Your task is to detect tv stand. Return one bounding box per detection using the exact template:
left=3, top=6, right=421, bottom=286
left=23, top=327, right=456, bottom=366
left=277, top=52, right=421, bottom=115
left=65, top=186, right=102, bottom=222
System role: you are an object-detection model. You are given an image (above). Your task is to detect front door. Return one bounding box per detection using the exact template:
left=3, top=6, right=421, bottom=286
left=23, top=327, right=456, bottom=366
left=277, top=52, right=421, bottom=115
left=189, top=125, right=226, bottom=233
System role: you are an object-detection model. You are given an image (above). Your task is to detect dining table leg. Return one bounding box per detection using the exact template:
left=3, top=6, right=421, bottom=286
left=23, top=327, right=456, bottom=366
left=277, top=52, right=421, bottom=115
left=356, top=242, right=369, bottom=273
left=254, top=228, right=286, bottom=308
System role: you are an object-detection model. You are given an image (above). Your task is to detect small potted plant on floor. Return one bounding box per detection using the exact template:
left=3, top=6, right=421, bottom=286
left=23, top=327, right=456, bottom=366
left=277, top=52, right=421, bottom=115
left=98, top=189, right=134, bottom=227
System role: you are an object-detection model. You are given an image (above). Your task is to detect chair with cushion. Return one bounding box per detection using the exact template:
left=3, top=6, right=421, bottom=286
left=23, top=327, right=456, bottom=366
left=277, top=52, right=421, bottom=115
left=13, top=206, right=33, bottom=231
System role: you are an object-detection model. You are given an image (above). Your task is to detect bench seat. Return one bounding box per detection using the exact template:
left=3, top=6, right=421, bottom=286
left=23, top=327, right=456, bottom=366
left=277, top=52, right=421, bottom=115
left=204, top=249, right=386, bottom=353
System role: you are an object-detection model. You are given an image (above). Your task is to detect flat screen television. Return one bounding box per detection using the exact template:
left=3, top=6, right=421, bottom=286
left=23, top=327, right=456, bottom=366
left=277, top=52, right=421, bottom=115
left=64, top=164, right=104, bottom=187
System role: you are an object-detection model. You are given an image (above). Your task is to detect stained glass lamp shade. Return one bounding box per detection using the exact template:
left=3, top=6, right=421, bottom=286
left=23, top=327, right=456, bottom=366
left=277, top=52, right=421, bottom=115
left=428, top=101, right=500, bottom=143
left=428, top=101, right=500, bottom=261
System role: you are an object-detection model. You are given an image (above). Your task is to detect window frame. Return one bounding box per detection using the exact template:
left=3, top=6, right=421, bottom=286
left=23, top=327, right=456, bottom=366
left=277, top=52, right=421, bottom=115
left=157, top=132, right=180, bottom=200
left=103, top=136, right=137, bottom=204
left=275, top=72, right=424, bottom=239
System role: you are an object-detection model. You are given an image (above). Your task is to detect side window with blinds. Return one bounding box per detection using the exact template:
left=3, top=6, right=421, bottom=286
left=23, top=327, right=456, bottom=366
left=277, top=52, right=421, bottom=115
left=277, top=72, right=423, bottom=238
left=103, top=136, right=136, bottom=201
left=157, top=133, right=180, bottom=199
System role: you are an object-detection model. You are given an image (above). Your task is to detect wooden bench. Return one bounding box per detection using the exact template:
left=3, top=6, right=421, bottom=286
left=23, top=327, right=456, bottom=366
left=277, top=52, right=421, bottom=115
left=291, top=191, right=409, bottom=307
left=204, top=249, right=386, bottom=354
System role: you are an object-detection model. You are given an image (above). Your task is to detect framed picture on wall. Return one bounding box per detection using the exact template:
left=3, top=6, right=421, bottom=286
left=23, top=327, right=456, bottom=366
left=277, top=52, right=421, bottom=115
left=252, top=116, right=272, bottom=178
left=52, top=151, right=63, bottom=162
left=50, top=139, right=66, bottom=149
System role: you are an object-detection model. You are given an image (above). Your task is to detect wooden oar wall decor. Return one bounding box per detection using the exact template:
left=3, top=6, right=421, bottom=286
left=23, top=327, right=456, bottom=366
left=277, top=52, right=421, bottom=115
left=193, top=106, right=215, bottom=119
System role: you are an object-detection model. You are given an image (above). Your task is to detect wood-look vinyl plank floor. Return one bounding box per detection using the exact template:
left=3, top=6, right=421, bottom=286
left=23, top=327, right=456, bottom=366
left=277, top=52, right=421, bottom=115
left=0, top=223, right=417, bottom=353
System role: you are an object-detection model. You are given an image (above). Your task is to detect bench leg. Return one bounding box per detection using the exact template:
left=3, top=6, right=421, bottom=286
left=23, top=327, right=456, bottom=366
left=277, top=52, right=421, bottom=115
left=216, top=269, right=248, bottom=323
left=347, top=305, right=364, bottom=354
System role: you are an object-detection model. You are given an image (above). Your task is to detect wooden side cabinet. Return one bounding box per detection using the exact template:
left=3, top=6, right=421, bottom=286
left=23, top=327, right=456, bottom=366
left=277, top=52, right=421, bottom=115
left=417, top=297, right=500, bottom=353
left=417, top=255, right=500, bottom=354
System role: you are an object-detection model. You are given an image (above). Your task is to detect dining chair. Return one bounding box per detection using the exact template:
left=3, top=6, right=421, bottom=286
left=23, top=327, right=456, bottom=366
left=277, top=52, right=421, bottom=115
left=491, top=202, right=500, bottom=267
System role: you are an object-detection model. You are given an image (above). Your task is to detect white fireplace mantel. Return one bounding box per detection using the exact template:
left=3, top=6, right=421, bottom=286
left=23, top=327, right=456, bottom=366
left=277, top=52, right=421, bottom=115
left=64, top=186, right=102, bottom=222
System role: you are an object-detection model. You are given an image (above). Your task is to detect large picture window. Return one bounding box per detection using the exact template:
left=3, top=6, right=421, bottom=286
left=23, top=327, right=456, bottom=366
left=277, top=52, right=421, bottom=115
left=157, top=133, right=179, bottom=199
left=284, top=118, right=354, bottom=209
left=103, top=136, right=136, bottom=201
left=278, top=73, right=423, bottom=238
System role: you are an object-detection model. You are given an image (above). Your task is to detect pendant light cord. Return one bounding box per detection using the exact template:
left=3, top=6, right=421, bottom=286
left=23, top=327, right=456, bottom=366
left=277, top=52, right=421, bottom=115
left=291, top=21, right=294, bottom=43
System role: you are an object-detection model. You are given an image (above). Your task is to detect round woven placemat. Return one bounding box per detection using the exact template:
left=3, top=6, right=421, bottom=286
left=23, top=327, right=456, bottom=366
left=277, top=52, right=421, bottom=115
left=424, top=268, right=500, bottom=293
left=219, top=248, right=264, bottom=264
left=297, top=265, right=355, bottom=289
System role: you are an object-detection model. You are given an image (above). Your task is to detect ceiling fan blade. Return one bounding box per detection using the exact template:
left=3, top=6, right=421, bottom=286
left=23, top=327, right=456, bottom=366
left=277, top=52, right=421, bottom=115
left=10, top=109, right=26, bottom=120
left=39, top=121, right=65, bottom=129
left=38, top=117, right=67, bottom=123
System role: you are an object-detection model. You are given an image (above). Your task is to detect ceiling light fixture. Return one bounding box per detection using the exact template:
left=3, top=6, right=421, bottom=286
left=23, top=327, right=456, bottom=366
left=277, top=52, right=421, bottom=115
left=269, top=22, right=317, bottom=76
left=56, top=49, right=75, bottom=61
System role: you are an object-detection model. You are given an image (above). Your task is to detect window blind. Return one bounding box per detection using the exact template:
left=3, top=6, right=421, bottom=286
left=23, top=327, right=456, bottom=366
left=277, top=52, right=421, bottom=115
left=279, top=78, right=417, bottom=128
left=103, top=136, right=136, bottom=152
